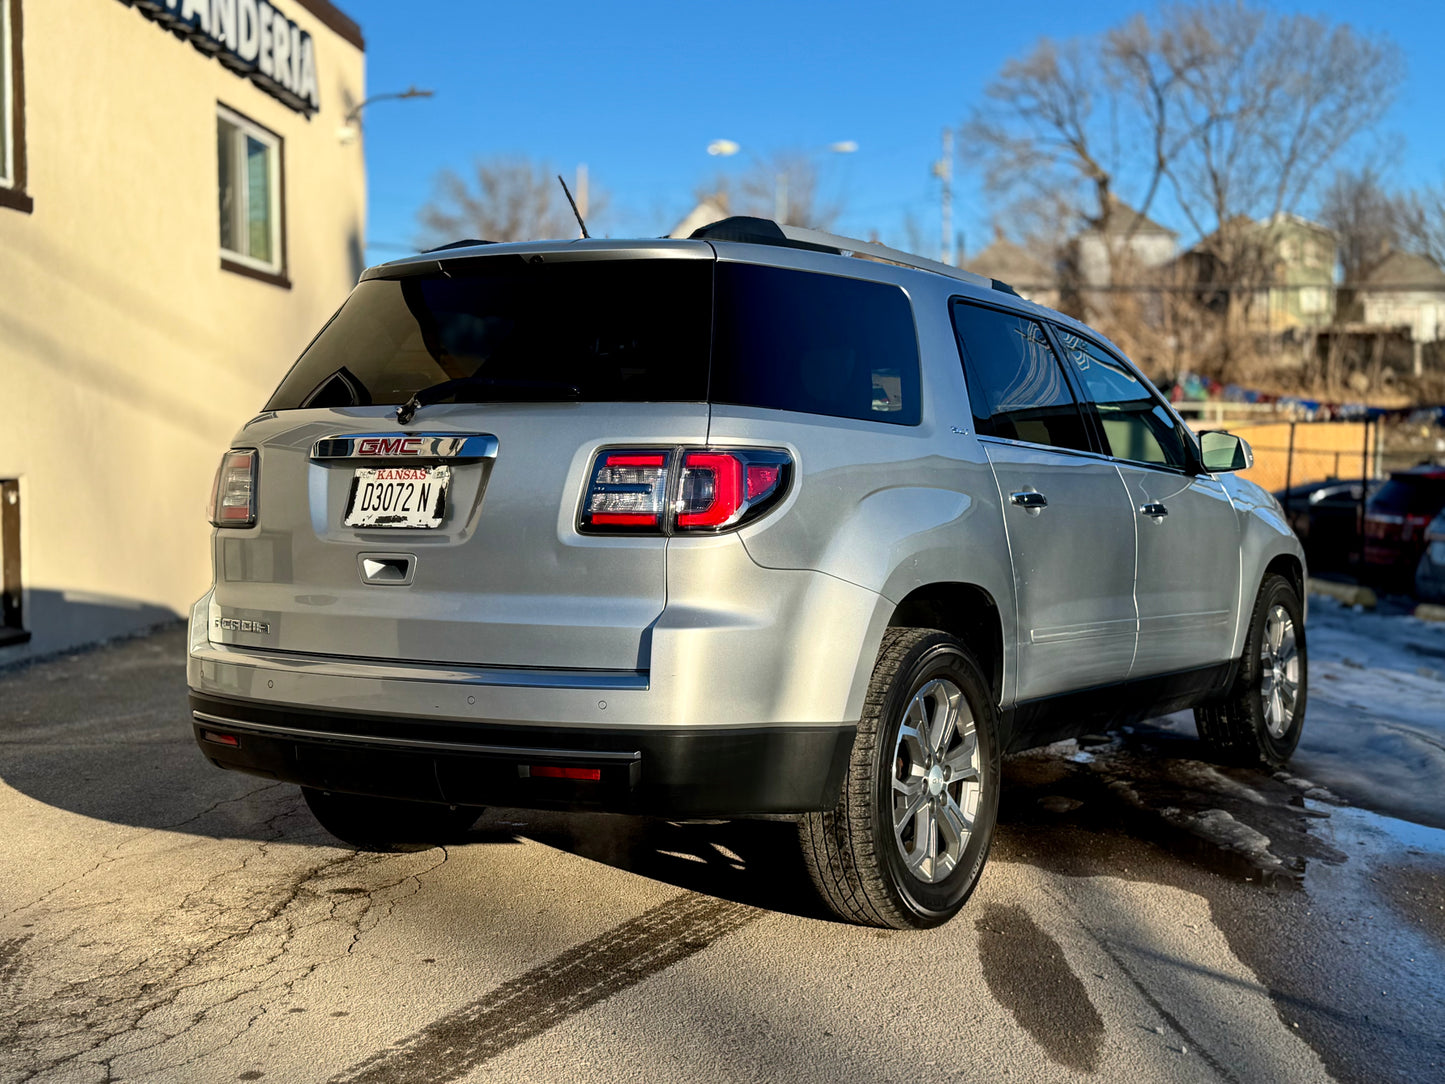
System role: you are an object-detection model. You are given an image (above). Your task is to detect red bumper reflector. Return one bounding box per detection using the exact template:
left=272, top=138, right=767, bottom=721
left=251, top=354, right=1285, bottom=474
left=201, top=730, right=241, bottom=747
left=529, top=765, right=602, bottom=781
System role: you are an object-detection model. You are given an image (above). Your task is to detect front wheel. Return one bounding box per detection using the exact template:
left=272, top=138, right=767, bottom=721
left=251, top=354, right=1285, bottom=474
left=1195, top=573, right=1308, bottom=768
left=799, top=628, right=1001, bottom=929
left=302, top=787, right=482, bottom=852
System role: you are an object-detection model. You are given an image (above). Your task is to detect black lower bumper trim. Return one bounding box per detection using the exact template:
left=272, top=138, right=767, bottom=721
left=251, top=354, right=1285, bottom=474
left=188, top=693, right=856, bottom=817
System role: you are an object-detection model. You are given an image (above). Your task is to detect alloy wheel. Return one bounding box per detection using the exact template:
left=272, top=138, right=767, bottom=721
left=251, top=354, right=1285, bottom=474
left=1260, top=603, right=1301, bottom=739
left=890, top=678, right=983, bottom=883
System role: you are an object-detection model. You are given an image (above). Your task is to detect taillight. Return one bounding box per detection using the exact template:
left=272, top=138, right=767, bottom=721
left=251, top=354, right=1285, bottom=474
left=579, top=447, right=791, bottom=535
left=579, top=450, right=673, bottom=532
left=209, top=449, right=258, bottom=528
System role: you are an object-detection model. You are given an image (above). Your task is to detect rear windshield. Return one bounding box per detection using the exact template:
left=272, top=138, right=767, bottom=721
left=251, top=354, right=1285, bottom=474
left=1369, top=476, right=1445, bottom=516
left=266, top=257, right=923, bottom=426
left=266, top=257, right=713, bottom=409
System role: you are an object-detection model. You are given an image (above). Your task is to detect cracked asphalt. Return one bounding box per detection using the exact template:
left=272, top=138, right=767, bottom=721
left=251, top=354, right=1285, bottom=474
left=1, top=627, right=1441, bottom=1083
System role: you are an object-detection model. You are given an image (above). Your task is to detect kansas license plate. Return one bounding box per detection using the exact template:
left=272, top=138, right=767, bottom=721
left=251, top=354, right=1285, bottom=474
left=344, top=466, right=450, bottom=528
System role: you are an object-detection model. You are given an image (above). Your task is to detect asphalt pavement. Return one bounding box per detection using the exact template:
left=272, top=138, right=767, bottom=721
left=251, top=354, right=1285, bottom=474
left=1, top=625, right=1441, bottom=1084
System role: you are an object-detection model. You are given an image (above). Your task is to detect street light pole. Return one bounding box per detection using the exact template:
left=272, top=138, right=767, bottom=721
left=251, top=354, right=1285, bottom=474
left=338, top=86, right=435, bottom=143
left=933, top=128, right=954, bottom=266
left=706, top=140, right=857, bottom=225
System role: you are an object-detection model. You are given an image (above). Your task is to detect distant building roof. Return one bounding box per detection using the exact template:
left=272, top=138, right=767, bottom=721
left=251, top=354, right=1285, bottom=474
left=965, top=237, right=1056, bottom=287
left=1187, top=213, right=1336, bottom=255
left=1078, top=195, right=1176, bottom=238
left=668, top=199, right=729, bottom=239
left=1362, top=250, right=1445, bottom=289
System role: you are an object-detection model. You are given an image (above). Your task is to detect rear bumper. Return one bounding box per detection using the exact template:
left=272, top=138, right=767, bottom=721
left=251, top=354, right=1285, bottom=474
left=189, top=693, right=855, bottom=817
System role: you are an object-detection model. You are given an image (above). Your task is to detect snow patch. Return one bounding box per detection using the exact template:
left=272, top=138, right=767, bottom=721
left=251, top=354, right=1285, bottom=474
left=1168, top=808, right=1283, bottom=870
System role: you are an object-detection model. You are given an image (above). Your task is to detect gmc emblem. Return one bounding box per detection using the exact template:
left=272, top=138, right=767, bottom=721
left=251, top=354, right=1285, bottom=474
left=357, top=437, right=424, bottom=456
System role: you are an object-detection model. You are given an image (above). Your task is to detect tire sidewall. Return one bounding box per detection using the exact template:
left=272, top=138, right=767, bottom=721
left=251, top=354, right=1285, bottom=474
left=1243, top=577, right=1308, bottom=763
left=870, top=637, right=1002, bottom=925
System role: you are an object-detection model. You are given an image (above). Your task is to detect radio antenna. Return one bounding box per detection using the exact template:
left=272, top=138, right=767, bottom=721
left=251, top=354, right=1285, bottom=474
left=557, top=174, right=590, bottom=239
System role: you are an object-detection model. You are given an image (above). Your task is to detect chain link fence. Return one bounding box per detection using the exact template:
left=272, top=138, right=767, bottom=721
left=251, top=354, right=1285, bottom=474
left=1187, top=415, right=1442, bottom=577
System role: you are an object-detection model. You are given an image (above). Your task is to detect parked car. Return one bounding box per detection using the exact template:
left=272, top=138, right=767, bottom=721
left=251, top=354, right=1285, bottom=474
left=1362, top=466, right=1445, bottom=590
left=188, top=217, right=1308, bottom=929
left=1416, top=511, right=1445, bottom=603
left=1274, top=477, right=1380, bottom=573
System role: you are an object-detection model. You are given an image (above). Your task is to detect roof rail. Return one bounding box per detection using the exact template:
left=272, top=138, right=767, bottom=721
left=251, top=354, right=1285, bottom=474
left=689, top=216, right=1018, bottom=295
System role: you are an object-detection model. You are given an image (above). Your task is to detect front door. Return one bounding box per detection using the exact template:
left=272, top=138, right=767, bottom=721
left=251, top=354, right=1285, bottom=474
left=1049, top=329, right=1241, bottom=679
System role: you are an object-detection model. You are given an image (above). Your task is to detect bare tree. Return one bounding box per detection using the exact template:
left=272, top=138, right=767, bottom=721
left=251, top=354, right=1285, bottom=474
left=964, top=2, right=1403, bottom=375
left=416, top=157, right=606, bottom=246
left=696, top=151, right=844, bottom=229
left=1318, top=166, right=1401, bottom=283
left=1397, top=178, right=1445, bottom=268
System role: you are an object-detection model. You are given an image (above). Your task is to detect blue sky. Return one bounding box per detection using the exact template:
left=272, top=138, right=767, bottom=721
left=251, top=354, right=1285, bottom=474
left=341, top=0, right=1445, bottom=266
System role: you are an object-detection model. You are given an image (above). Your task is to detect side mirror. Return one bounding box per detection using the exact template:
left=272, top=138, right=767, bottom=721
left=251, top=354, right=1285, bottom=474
left=1199, top=430, right=1253, bottom=473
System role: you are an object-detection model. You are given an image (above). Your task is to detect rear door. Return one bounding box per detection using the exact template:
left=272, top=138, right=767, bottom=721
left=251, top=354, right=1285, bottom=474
left=1050, top=328, right=1240, bottom=678
left=952, top=301, right=1138, bottom=701
left=209, top=247, right=714, bottom=671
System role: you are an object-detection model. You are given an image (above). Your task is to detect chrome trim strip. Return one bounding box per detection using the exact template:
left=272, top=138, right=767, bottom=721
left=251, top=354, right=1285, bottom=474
left=191, top=640, right=650, bottom=691
left=192, top=711, right=641, bottom=762
left=1029, top=618, right=1137, bottom=645
left=310, top=433, right=500, bottom=461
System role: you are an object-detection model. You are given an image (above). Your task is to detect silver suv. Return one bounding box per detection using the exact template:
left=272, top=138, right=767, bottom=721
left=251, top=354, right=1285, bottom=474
left=188, top=217, right=1308, bottom=929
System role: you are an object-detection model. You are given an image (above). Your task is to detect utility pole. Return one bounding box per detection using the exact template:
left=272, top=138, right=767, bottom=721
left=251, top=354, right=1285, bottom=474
left=933, top=129, right=954, bottom=266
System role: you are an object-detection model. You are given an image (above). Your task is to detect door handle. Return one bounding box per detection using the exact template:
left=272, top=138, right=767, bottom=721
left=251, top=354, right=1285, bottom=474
left=1009, top=491, right=1048, bottom=509
left=1139, top=502, right=1169, bottom=519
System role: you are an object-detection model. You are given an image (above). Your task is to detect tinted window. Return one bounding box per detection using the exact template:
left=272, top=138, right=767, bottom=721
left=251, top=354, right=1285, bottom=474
left=1054, top=331, right=1190, bottom=470
left=1370, top=477, right=1445, bottom=516
left=266, top=258, right=713, bottom=410
left=711, top=263, right=921, bottom=425
left=951, top=302, right=1090, bottom=452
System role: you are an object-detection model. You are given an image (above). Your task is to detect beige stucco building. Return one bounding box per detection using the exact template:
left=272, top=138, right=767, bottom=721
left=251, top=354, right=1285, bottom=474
left=0, top=0, right=365, bottom=661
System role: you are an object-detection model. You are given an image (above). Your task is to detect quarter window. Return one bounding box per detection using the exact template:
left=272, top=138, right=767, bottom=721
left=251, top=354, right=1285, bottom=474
left=217, top=105, right=283, bottom=277
left=712, top=264, right=922, bottom=425
left=1054, top=331, right=1190, bottom=470
left=951, top=301, right=1090, bottom=452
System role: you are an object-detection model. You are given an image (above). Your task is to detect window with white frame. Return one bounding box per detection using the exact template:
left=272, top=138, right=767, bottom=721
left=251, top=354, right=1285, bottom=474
left=217, top=105, right=284, bottom=276
left=1, top=0, right=12, bottom=189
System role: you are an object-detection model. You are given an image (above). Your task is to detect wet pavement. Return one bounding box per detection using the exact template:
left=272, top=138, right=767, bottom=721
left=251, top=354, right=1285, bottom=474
left=1, top=625, right=1442, bottom=1083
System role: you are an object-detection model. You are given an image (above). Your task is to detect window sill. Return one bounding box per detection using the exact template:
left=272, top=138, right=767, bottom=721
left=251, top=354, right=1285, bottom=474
left=221, top=257, right=292, bottom=290
left=0, top=187, right=34, bottom=214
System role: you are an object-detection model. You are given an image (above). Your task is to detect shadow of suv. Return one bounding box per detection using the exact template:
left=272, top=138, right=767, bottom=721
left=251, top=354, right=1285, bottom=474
left=188, top=217, right=1307, bottom=929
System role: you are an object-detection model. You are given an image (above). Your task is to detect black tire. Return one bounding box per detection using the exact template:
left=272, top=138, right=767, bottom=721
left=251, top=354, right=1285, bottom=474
left=1195, top=573, right=1308, bottom=768
left=799, top=628, right=1001, bottom=929
left=301, top=787, right=481, bottom=852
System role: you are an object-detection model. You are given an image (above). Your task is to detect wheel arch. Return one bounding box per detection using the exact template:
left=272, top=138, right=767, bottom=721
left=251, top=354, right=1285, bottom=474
left=887, top=582, right=1005, bottom=704
left=1264, top=553, right=1306, bottom=608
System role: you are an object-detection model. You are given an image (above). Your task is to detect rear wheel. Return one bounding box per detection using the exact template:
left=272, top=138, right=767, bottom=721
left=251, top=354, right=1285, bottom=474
left=800, top=628, right=1001, bottom=929
left=302, top=787, right=481, bottom=852
left=1195, top=573, right=1307, bottom=768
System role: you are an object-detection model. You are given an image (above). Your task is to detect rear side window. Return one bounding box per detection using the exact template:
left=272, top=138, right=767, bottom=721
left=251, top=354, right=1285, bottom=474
left=266, top=257, right=713, bottom=410
left=1054, top=331, right=1190, bottom=470
left=951, top=301, right=1090, bottom=452
left=710, top=263, right=921, bottom=425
